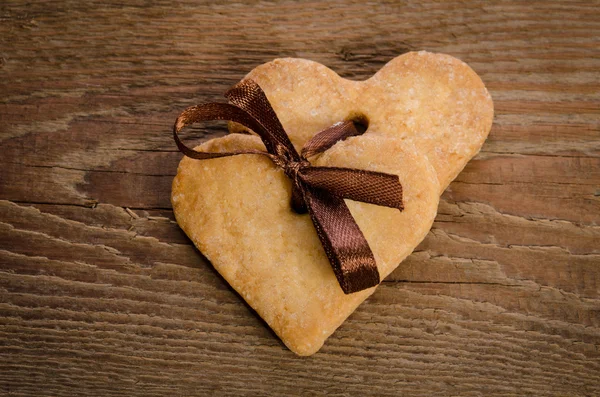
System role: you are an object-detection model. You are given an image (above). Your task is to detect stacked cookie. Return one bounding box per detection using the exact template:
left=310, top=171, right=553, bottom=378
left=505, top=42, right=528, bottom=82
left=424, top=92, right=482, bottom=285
left=171, top=52, right=494, bottom=355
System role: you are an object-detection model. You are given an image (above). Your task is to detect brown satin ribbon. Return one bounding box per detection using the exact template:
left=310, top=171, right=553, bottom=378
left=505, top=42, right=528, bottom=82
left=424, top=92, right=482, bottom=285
left=173, top=79, right=404, bottom=294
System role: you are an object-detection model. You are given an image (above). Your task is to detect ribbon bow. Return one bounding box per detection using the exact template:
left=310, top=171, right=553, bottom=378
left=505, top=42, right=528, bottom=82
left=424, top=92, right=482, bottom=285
left=173, top=79, right=403, bottom=294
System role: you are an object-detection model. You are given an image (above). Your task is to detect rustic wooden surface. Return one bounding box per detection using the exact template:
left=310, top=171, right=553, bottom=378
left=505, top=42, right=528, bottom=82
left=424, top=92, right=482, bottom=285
left=1, top=1, right=599, bottom=395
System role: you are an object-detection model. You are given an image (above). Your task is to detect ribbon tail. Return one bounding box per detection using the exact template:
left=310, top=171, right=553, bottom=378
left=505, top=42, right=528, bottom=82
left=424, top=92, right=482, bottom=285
left=300, top=167, right=404, bottom=210
left=303, top=187, right=380, bottom=294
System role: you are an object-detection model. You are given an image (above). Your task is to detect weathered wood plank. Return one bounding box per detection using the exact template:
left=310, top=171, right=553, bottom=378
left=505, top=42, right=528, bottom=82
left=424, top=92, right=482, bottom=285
left=1, top=0, right=599, bottom=396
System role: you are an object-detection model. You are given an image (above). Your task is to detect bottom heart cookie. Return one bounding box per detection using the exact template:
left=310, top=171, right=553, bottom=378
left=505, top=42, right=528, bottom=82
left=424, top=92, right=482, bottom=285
left=172, top=133, right=439, bottom=355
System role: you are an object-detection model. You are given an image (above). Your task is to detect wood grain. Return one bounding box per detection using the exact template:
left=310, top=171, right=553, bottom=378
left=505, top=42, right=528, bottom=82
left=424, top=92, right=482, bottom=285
left=1, top=0, right=599, bottom=395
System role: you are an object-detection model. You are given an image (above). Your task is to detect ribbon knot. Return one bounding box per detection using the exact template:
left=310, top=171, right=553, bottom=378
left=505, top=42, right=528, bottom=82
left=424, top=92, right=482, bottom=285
left=173, top=79, right=404, bottom=294
left=283, top=159, right=310, bottom=213
left=283, top=159, right=310, bottom=181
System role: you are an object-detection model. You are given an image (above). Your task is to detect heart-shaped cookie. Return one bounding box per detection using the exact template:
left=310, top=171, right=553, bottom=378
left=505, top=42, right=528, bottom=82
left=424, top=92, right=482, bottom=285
left=172, top=51, right=493, bottom=355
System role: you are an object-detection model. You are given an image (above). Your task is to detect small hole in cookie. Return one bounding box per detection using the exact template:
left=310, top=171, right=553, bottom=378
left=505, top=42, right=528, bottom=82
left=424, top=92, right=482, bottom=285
left=347, top=112, right=369, bottom=135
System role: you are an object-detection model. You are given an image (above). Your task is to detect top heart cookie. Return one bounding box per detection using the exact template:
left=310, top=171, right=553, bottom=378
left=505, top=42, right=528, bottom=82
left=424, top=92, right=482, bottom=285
left=172, top=51, right=493, bottom=355
left=231, top=51, right=493, bottom=192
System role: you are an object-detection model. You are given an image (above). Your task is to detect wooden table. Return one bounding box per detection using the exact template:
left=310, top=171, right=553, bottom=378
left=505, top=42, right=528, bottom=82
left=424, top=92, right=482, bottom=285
left=1, top=1, right=599, bottom=395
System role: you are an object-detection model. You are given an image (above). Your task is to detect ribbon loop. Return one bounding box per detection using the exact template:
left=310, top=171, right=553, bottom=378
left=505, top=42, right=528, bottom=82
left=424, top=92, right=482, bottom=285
left=226, top=80, right=300, bottom=162
left=173, top=102, right=274, bottom=161
left=301, top=120, right=363, bottom=159
left=173, top=79, right=404, bottom=294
